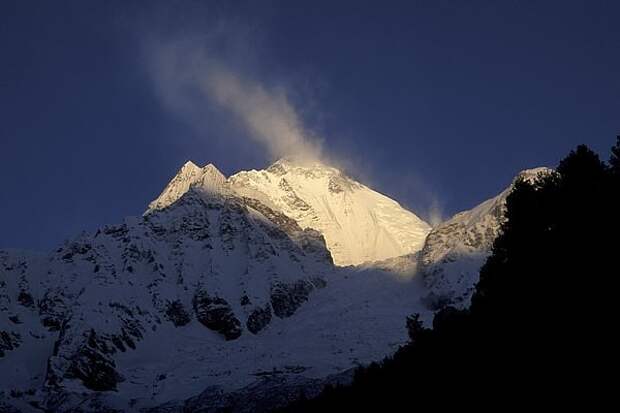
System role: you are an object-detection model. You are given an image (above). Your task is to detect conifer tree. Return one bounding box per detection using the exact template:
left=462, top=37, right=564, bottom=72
left=610, top=135, right=620, bottom=176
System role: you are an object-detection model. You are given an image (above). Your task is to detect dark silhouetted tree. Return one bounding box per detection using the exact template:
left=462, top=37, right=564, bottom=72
left=610, top=135, right=620, bottom=176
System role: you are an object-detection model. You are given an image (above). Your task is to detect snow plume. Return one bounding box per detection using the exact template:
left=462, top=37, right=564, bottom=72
left=427, top=198, right=445, bottom=227
left=146, top=35, right=322, bottom=163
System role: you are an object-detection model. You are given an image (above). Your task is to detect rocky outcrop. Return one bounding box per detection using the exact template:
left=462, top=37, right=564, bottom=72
left=193, top=290, right=242, bottom=340
left=38, top=290, right=70, bottom=331
left=0, top=330, right=20, bottom=358
left=270, top=280, right=315, bottom=319
left=165, top=300, right=191, bottom=327
left=246, top=305, right=272, bottom=334
left=279, top=179, right=312, bottom=212
left=17, top=290, right=35, bottom=308
left=67, top=338, right=124, bottom=392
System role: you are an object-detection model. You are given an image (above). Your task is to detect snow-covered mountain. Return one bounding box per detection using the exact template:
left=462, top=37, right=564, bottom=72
left=0, top=161, right=431, bottom=412
left=0, top=156, right=548, bottom=412
left=146, top=162, right=228, bottom=212
left=419, top=167, right=552, bottom=308
left=147, top=159, right=431, bottom=266
left=228, top=159, right=431, bottom=266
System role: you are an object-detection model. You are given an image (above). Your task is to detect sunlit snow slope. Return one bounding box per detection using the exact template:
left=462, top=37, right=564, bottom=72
left=148, top=159, right=431, bottom=266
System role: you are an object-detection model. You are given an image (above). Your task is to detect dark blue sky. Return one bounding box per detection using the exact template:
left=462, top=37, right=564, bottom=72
left=1, top=0, right=619, bottom=251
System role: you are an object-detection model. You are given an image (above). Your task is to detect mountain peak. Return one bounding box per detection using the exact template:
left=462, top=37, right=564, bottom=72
left=514, top=167, right=553, bottom=184
left=419, top=165, right=554, bottom=308
left=266, top=158, right=343, bottom=180
left=202, top=162, right=221, bottom=171
left=146, top=158, right=430, bottom=265
left=145, top=161, right=227, bottom=214
left=181, top=160, right=200, bottom=169
left=229, top=160, right=431, bottom=266
left=200, top=162, right=227, bottom=181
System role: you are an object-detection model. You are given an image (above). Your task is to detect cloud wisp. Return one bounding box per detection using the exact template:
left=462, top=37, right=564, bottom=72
left=146, top=36, right=322, bottom=163
left=142, top=27, right=443, bottom=224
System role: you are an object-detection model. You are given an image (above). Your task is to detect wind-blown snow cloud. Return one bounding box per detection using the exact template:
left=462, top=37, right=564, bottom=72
left=141, top=25, right=442, bottom=225
left=145, top=36, right=322, bottom=163
left=426, top=198, right=445, bottom=227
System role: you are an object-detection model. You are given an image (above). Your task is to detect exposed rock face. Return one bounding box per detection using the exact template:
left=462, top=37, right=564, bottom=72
left=45, top=311, right=143, bottom=392
left=246, top=305, right=272, bottom=335
left=193, top=290, right=242, bottom=341
left=17, top=291, right=34, bottom=308
left=0, top=330, right=20, bottom=358
left=165, top=300, right=191, bottom=327
left=38, top=290, right=69, bottom=331
left=270, top=280, right=316, bottom=319
left=67, top=334, right=124, bottom=392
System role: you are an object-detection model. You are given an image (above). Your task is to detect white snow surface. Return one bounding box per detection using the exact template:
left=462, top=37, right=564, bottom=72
left=147, top=162, right=228, bottom=213
left=148, top=159, right=431, bottom=266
